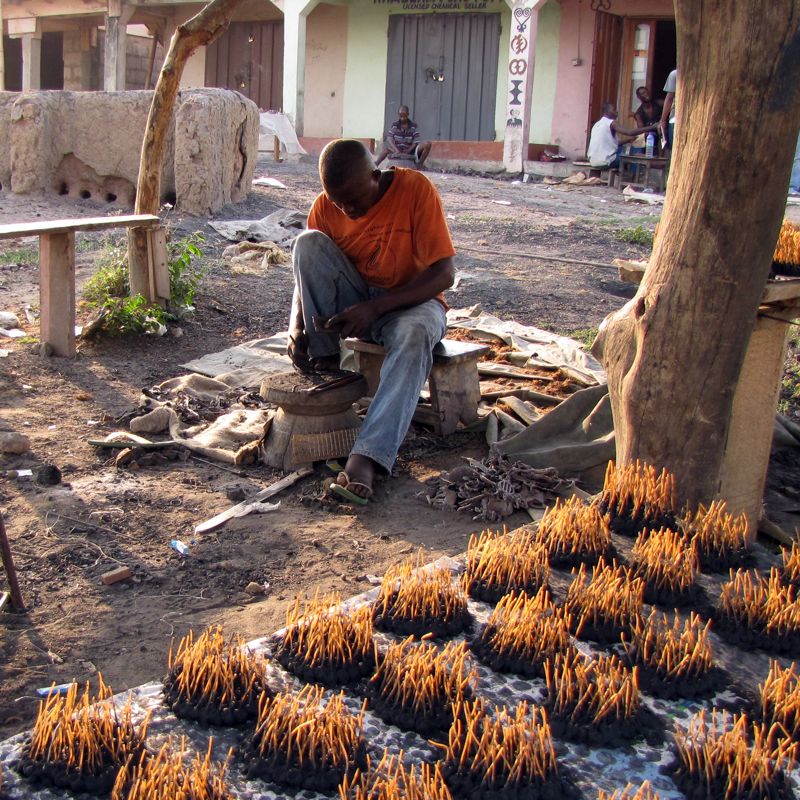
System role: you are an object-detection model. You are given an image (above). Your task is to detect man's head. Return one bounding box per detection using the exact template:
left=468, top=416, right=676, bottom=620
left=602, top=102, right=618, bottom=120
left=319, top=139, right=381, bottom=220
left=636, top=87, right=651, bottom=103
left=398, top=105, right=410, bottom=123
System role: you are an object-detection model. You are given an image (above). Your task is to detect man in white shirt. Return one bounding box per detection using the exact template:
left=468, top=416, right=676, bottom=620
left=587, top=103, right=657, bottom=168
left=660, top=69, right=678, bottom=151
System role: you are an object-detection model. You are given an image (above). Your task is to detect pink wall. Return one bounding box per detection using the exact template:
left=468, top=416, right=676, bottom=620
left=549, top=0, right=674, bottom=159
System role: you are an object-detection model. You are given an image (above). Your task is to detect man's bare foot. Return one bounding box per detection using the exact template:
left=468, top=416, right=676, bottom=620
left=336, top=453, right=377, bottom=499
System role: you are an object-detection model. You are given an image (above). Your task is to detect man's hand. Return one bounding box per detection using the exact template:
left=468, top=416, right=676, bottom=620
left=327, top=301, right=382, bottom=339
left=288, top=328, right=315, bottom=372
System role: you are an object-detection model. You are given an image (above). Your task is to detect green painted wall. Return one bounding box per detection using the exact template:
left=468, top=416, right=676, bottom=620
left=528, top=0, right=559, bottom=144
left=342, top=2, right=390, bottom=140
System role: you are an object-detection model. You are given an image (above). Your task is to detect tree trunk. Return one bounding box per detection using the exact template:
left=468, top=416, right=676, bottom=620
left=593, top=1, right=800, bottom=511
left=128, top=0, right=244, bottom=299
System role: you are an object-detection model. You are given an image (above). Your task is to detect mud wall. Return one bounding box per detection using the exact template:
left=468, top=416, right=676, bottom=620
left=0, top=89, right=258, bottom=214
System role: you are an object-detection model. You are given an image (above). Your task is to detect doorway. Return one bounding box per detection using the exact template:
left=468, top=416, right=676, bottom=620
left=205, top=20, right=284, bottom=111
left=384, top=13, right=500, bottom=142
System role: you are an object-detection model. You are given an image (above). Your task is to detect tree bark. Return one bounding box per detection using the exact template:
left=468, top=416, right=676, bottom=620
left=593, top=1, right=800, bottom=510
left=129, top=0, right=244, bottom=299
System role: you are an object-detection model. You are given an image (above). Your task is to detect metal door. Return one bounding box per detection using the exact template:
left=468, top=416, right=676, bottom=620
left=385, top=13, right=500, bottom=142
left=205, top=21, right=284, bottom=111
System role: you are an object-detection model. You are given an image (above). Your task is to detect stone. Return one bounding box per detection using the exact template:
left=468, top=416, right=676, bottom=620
left=0, top=311, right=20, bottom=328
left=101, top=566, right=133, bottom=586
left=244, top=581, right=265, bottom=596
left=0, top=431, right=31, bottom=454
left=35, top=463, right=62, bottom=485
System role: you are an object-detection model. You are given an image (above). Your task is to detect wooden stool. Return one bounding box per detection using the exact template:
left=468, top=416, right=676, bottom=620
left=344, top=338, right=489, bottom=435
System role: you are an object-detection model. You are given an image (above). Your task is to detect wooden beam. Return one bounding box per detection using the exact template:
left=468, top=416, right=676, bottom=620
left=0, top=214, right=159, bottom=239
left=40, top=232, right=76, bottom=357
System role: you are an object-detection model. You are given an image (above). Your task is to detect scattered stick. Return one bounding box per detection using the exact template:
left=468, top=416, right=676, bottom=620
left=0, top=512, right=24, bottom=610
left=188, top=455, right=245, bottom=475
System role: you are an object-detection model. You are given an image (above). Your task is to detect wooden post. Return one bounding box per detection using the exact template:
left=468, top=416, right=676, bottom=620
left=0, top=513, right=24, bottom=611
left=39, top=232, right=76, bottom=357
left=0, top=0, right=5, bottom=92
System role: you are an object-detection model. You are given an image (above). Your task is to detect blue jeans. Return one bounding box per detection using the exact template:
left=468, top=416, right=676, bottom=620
left=292, top=229, right=447, bottom=472
left=790, top=134, right=800, bottom=193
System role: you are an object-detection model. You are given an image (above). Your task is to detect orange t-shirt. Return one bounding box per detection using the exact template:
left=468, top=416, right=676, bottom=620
left=306, top=168, right=455, bottom=291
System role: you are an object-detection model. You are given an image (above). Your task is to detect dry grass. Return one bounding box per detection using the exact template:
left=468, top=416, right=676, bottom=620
left=597, top=782, right=661, bottom=800
left=167, top=626, right=268, bottom=708
left=774, top=220, right=800, bottom=266
left=438, top=698, right=557, bottom=786
left=631, top=528, right=698, bottom=594
left=600, top=460, right=676, bottom=520
left=674, top=710, right=797, bottom=797
left=279, top=591, right=374, bottom=670
left=536, top=496, right=612, bottom=562
left=112, top=738, right=231, bottom=800
left=565, top=558, right=643, bottom=639
left=626, top=610, right=713, bottom=681
left=466, top=527, right=548, bottom=594
left=759, top=660, right=800, bottom=742
left=686, top=500, right=751, bottom=562
left=339, top=752, right=452, bottom=800
left=781, top=542, right=800, bottom=586
left=370, top=638, right=476, bottom=717
left=475, top=587, right=574, bottom=668
left=544, top=651, right=640, bottom=727
left=29, top=675, right=149, bottom=776
left=719, top=568, right=800, bottom=637
left=251, top=685, right=364, bottom=772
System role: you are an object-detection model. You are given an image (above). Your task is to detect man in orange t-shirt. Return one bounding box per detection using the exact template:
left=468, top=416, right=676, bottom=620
left=289, top=139, right=455, bottom=503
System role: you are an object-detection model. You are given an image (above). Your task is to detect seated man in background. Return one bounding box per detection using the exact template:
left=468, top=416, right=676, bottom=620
left=375, top=105, right=432, bottom=169
left=288, top=139, right=455, bottom=503
left=587, top=103, right=658, bottom=169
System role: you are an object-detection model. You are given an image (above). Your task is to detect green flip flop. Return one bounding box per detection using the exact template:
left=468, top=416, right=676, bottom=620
left=328, top=481, right=370, bottom=506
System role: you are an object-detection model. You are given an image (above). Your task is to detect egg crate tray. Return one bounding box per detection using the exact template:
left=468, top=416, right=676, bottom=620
left=1, top=554, right=799, bottom=800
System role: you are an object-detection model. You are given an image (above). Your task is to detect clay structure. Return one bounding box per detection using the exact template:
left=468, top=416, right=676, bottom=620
left=536, top=496, right=615, bottom=568
left=163, top=626, right=271, bottom=726
left=374, top=558, right=470, bottom=638
left=544, top=651, right=644, bottom=745
left=686, top=500, right=751, bottom=572
left=565, top=558, right=644, bottom=644
left=242, top=686, right=367, bottom=791
left=470, top=587, right=575, bottom=678
left=759, top=660, right=800, bottom=744
left=465, top=527, right=549, bottom=602
left=367, top=638, right=476, bottom=735
left=717, top=567, right=800, bottom=654
left=0, top=89, right=258, bottom=214
left=275, top=592, right=375, bottom=684
left=672, top=710, right=797, bottom=800
left=15, top=677, right=150, bottom=795
left=438, top=698, right=577, bottom=800
left=598, top=460, right=677, bottom=537
left=112, top=738, right=231, bottom=800
left=631, top=528, right=700, bottom=607
left=338, top=752, right=452, bottom=800
left=597, top=782, right=661, bottom=800
left=624, top=610, right=717, bottom=699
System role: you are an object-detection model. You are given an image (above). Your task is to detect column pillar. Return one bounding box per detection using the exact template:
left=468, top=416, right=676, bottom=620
left=21, top=33, right=42, bottom=91
left=104, top=0, right=134, bottom=91
left=502, top=0, right=539, bottom=173
left=282, top=0, right=318, bottom=136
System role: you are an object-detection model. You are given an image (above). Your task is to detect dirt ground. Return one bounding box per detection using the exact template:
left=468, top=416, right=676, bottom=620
left=0, top=155, right=797, bottom=740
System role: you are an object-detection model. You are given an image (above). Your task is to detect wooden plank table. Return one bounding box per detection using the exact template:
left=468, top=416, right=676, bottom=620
left=617, top=154, right=669, bottom=192
left=0, top=214, right=161, bottom=357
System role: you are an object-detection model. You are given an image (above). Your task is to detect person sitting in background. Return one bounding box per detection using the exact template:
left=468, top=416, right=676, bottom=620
left=375, top=106, right=432, bottom=169
left=789, top=133, right=800, bottom=197
left=587, top=103, right=658, bottom=169
left=633, top=86, right=663, bottom=129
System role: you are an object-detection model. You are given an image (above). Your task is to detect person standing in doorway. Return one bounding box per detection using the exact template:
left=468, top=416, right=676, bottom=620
left=375, top=106, right=432, bottom=169
left=660, top=69, right=678, bottom=152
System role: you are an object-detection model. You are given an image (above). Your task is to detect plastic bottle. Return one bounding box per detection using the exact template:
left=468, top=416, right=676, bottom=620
left=645, top=133, right=655, bottom=159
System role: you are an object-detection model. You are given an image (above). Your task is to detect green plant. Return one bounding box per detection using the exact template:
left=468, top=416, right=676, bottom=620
left=569, top=327, right=599, bottom=349
left=81, top=232, right=205, bottom=337
left=615, top=225, right=654, bottom=247
left=0, top=246, right=38, bottom=265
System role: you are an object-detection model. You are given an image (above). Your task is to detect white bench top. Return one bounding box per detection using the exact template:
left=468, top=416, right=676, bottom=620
left=0, top=214, right=159, bottom=240
left=346, top=336, right=490, bottom=364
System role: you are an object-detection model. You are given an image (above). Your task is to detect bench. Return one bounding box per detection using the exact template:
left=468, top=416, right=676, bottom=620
left=0, top=214, right=162, bottom=357
left=344, top=337, right=490, bottom=435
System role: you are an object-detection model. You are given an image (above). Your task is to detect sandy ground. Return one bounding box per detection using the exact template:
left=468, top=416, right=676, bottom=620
left=0, top=155, right=797, bottom=739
